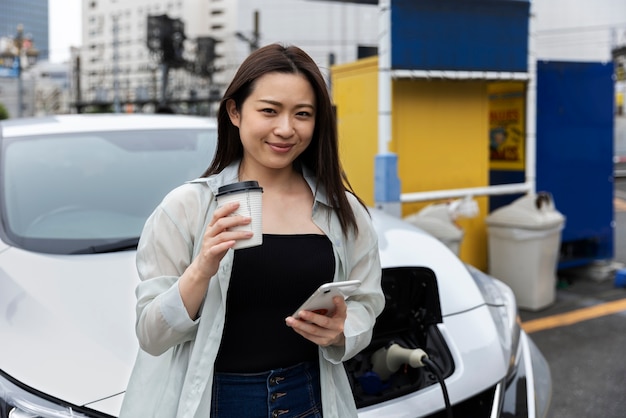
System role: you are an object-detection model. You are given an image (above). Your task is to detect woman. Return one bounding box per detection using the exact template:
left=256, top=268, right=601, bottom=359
left=120, top=43, right=384, bottom=418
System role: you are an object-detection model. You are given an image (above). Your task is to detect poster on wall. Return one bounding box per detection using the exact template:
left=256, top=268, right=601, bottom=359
left=488, top=83, right=525, bottom=171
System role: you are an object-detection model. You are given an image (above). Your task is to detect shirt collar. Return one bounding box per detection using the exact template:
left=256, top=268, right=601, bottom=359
left=191, top=160, right=331, bottom=207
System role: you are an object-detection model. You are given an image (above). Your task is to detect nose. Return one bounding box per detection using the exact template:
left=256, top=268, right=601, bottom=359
left=274, top=115, right=295, bottom=138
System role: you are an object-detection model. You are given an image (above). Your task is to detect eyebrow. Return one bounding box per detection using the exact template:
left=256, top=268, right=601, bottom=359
left=258, top=99, right=315, bottom=110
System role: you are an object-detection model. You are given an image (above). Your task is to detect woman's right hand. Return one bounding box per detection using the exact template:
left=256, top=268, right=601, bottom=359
left=179, top=202, right=252, bottom=319
left=195, top=201, right=253, bottom=279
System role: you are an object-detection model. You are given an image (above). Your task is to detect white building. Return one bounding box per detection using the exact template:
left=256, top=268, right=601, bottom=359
left=79, top=0, right=378, bottom=113
left=0, top=35, right=38, bottom=118
left=31, top=61, right=72, bottom=116
left=0, top=60, right=72, bottom=119
left=532, top=0, right=626, bottom=118
left=533, top=0, right=626, bottom=62
left=0, top=76, right=35, bottom=118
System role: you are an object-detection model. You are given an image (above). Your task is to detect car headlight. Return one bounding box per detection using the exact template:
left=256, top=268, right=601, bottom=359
left=465, top=264, right=521, bottom=381
left=0, top=371, right=89, bottom=418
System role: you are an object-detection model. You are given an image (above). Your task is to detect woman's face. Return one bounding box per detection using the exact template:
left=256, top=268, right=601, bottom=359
left=227, top=72, right=316, bottom=172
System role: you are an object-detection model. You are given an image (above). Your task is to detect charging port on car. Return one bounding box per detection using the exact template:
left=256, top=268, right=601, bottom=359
left=346, top=267, right=454, bottom=408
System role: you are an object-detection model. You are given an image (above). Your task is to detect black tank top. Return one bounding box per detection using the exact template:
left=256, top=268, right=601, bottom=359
left=214, top=234, right=335, bottom=372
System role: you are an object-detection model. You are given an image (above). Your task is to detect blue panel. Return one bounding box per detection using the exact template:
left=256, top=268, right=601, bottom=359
left=536, top=61, right=615, bottom=266
left=0, top=67, right=19, bottom=78
left=489, top=170, right=525, bottom=210
left=391, top=0, right=529, bottom=72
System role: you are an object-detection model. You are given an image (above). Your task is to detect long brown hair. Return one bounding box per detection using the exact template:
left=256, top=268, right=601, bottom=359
left=202, top=43, right=365, bottom=234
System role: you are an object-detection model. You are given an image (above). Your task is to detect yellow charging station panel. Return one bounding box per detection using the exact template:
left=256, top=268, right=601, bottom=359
left=332, top=57, right=492, bottom=269
left=331, top=56, right=379, bottom=207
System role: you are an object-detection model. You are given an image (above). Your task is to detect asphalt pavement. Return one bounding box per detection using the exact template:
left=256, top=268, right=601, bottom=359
left=519, top=262, right=626, bottom=418
left=515, top=114, right=626, bottom=418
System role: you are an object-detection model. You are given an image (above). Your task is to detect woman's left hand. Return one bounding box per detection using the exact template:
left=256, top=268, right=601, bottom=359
left=285, top=296, right=347, bottom=347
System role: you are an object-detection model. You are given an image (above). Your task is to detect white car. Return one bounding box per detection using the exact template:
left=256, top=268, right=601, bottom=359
left=0, top=114, right=551, bottom=418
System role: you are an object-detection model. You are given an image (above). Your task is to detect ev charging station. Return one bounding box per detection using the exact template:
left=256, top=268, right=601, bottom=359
left=332, top=0, right=615, bottom=275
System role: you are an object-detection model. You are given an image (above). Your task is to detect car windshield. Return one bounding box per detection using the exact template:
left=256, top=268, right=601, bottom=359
left=1, top=128, right=217, bottom=254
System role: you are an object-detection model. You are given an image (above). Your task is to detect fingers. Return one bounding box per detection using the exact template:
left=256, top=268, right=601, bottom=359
left=209, top=201, right=240, bottom=223
left=285, top=296, right=347, bottom=347
left=209, top=202, right=247, bottom=229
left=206, top=202, right=254, bottom=244
left=191, top=202, right=253, bottom=279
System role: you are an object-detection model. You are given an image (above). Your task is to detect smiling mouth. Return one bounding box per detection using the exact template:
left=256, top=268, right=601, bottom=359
left=268, top=143, right=293, bottom=152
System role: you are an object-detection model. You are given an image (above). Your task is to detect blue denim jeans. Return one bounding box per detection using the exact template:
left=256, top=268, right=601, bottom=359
left=211, top=361, right=322, bottom=418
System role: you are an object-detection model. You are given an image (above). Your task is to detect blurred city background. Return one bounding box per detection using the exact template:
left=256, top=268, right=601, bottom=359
left=2, top=2, right=626, bottom=416
left=1, top=0, right=624, bottom=119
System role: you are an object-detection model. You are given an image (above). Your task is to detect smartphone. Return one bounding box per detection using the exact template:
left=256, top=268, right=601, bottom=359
left=292, top=280, right=362, bottom=319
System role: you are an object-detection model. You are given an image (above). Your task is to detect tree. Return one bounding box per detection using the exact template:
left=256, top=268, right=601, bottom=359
left=0, top=102, right=9, bottom=120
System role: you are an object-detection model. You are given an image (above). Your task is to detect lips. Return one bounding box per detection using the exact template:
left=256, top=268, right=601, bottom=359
left=268, top=142, right=294, bottom=153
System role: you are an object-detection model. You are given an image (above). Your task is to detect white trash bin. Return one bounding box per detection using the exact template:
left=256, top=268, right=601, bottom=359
left=486, top=192, right=565, bottom=311
left=404, top=202, right=465, bottom=256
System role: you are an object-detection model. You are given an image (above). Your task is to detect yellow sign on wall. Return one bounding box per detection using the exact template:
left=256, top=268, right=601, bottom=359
left=488, top=83, right=525, bottom=171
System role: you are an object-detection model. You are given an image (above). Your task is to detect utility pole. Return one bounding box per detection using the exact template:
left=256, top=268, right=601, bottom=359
left=74, top=52, right=82, bottom=113
left=252, top=10, right=260, bottom=51
left=236, top=10, right=260, bottom=53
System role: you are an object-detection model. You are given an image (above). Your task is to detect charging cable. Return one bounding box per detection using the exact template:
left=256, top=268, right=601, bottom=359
left=370, top=343, right=454, bottom=418
left=422, top=356, right=453, bottom=418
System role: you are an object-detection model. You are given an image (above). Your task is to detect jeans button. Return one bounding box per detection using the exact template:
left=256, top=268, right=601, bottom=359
left=269, top=376, right=284, bottom=386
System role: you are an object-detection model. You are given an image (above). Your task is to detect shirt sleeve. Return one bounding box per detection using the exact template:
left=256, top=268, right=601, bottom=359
left=322, top=197, right=385, bottom=363
left=134, top=185, right=204, bottom=356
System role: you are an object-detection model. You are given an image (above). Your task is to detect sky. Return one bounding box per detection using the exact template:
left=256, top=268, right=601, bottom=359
left=48, top=0, right=81, bottom=63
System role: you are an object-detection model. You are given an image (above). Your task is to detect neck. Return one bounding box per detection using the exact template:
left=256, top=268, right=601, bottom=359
left=239, top=162, right=302, bottom=191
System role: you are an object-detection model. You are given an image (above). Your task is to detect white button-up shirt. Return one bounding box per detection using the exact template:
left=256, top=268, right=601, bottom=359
left=120, top=162, right=384, bottom=418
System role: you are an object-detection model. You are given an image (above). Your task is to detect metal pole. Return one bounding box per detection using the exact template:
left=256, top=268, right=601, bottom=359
left=235, top=11, right=260, bottom=53
left=374, top=0, right=401, bottom=217
left=16, top=24, right=24, bottom=118
left=525, top=0, right=537, bottom=195
left=112, top=15, right=121, bottom=113
left=252, top=10, right=260, bottom=51
left=378, top=1, right=391, bottom=156
left=160, top=63, right=170, bottom=107
left=74, top=53, right=82, bottom=113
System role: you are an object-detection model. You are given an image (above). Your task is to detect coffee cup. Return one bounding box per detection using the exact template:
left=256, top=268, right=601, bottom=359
left=215, top=181, right=263, bottom=249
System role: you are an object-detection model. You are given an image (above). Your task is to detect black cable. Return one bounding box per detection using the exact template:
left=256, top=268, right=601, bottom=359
left=422, top=357, right=453, bottom=418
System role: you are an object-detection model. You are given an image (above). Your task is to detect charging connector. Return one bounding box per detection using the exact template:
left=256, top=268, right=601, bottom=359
left=371, top=343, right=429, bottom=381
left=370, top=343, right=454, bottom=418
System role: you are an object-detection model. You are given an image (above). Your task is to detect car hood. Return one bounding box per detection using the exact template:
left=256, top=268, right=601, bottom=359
left=0, top=246, right=139, bottom=415
left=0, top=210, right=490, bottom=417
left=371, top=209, right=485, bottom=315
